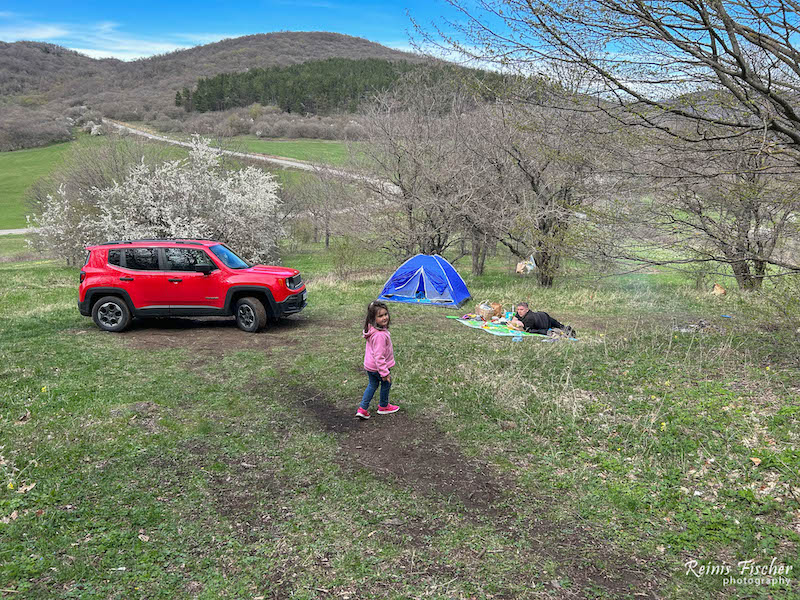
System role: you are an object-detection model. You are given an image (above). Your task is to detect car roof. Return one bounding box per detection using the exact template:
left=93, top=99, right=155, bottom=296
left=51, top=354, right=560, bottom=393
left=87, top=239, right=220, bottom=250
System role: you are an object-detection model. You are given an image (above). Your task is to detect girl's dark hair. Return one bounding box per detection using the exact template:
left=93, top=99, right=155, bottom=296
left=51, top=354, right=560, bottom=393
left=364, top=300, right=390, bottom=333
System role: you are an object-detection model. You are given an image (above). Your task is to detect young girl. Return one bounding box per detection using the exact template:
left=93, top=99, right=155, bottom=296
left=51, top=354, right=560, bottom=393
left=356, top=301, right=399, bottom=419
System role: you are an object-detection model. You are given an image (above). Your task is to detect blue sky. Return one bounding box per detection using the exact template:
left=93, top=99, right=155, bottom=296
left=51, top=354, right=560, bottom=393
left=0, top=1, right=455, bottom=60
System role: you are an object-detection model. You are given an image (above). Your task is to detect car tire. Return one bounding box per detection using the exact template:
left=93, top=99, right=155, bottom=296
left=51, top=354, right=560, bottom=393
left=235, top=297, right=267, bottom=332
left=92, top=296, right=131, bottom=332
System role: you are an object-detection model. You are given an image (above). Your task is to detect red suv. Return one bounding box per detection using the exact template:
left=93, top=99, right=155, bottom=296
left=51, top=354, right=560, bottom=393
left=78, top=239, right=307, bottom=332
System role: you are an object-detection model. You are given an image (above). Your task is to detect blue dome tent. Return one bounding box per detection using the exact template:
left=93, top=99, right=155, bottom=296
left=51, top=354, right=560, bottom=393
left=378, top=254, right=471, bottom=307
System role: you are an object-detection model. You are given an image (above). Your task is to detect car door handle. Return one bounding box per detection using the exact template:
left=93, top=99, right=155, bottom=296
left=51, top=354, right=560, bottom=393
left=119, top=276, right=134, bottom=281
left=168, top=278, right=182, bottom=283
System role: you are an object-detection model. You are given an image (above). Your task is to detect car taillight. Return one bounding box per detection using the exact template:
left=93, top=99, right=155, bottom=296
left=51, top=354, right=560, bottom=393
left=80, top=271, right=86, bottom=283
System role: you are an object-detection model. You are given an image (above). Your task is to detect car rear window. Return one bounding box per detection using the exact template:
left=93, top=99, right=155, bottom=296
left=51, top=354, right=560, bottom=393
left=124, top=248, right=159, bottom=270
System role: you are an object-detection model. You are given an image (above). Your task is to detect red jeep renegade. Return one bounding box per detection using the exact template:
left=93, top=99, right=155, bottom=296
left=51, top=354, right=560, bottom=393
left=78, top=239, right=307, bottom=332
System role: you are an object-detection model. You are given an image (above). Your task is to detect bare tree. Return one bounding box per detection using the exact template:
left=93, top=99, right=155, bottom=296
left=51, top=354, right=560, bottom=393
left=603, top=126, right=800, bottom=289
left=359, top=69, right=479, bottom=258
left=416, top=0, right=800, bottom=282
left=420, top=2, right=800, bottom=146
left=461, top=95, right=604, bottom=283
left=359, top=68, right=606, bottom=282
left=290, top=168, right=364, bottom=249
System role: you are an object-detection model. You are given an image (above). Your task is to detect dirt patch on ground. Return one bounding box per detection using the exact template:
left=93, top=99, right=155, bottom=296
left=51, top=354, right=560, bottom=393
left=115, top=316, right=310, bottom=353
left=110, top=401, right=164, bottom=434
left=291, top=387, right=666, bottom=598
left=296, top=388, right=507, bottom=514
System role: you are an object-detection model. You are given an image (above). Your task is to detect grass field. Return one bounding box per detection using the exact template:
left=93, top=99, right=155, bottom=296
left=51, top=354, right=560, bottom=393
left=1, top=239, right=798, bottom=599
left=0, top=141, right=75, bottom=229
left=0, top=134, right=333, bottom=233
left=226, top=136, right=353, bottom=166
left=0, top=234, right=29, bottom=258
left=111, top=122, right=353, bottom=167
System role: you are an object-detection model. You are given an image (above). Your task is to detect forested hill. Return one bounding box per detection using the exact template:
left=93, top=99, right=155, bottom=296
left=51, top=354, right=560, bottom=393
left=0, top=32, right=428, bottom=117
left=180, top=58, right=413, bottom=114
left=179, top=58, right=509, bottom=115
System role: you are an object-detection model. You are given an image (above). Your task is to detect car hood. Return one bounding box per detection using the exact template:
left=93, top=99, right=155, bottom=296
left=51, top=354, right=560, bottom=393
left=243, top=265, right=299, bottom=277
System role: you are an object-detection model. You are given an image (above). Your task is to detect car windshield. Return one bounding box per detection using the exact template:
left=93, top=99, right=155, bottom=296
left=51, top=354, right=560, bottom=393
left=209, top=245, right=250, bottom=269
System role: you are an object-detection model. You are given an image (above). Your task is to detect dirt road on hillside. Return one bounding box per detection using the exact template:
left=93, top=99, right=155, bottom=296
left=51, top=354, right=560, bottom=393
left=106, top=120, right=399, bottom=194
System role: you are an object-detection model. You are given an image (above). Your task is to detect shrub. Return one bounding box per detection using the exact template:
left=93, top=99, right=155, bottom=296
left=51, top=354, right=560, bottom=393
left=331, top=236, right=364, bottom=278
left=151, top=118, right=182, bottom=133
left=0, top=106, right=73, bottom=151
left=29, top=136, right=284, bottom=263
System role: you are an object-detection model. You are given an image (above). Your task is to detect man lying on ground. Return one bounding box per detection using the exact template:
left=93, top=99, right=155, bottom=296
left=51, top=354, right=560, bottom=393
left=510, top=302, right=577, bottom=338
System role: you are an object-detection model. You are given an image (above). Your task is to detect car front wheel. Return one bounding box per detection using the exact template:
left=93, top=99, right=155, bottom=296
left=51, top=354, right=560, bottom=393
left=235, top=297, right=267, bottom=332
left=92, top=296, right=131, bottom=332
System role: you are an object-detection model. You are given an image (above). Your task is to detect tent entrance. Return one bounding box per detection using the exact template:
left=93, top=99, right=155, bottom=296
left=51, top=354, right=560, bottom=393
left=382, top=268, right=454, bottom=303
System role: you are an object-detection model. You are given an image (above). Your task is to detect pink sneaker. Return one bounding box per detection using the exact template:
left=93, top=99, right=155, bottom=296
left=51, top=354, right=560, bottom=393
left=355, top=407, right=370, bottom=419
left=377, top=404, right=399, bottom=415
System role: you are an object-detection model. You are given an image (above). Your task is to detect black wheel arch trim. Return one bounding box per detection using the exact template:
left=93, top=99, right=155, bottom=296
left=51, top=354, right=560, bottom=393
left=224, top=286, right=278, bottom=317
left=82, top=288, right=135, bottom=315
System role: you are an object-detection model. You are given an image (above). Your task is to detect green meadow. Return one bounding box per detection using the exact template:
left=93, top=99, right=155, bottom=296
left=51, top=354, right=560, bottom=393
left=1, top=237, right=798, bottom=599
left=0, top=134, right=328, bottom=232
left=0, top=141, right=75, bottom=229
left=226, top=136, right=353, bottom=166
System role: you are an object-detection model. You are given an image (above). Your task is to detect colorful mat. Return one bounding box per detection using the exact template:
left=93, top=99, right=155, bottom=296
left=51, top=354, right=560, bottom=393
left=445, top=316, right=546, bottom=338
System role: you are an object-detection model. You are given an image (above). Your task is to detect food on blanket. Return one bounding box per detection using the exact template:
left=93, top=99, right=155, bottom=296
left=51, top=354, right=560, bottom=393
left=476, top=302, right=494, bottom=321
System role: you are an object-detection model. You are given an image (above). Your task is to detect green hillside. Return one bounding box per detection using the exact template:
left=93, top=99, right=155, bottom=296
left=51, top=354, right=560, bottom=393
left=0, top=141, right=75, bottom=229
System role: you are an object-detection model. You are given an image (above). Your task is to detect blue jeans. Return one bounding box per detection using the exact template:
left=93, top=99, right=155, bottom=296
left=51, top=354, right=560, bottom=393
left=360, top=370, right=391, bottom=410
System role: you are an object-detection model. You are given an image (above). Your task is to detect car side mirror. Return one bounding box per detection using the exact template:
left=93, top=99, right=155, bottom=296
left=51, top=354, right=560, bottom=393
left=195, top=264, right=213, bottom=275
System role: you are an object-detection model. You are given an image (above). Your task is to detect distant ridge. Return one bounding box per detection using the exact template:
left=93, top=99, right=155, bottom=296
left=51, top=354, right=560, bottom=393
left=0, top=32, right=428, bottom=115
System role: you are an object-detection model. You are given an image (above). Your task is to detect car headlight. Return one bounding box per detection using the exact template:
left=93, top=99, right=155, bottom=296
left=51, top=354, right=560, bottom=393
left=286, top=274, right=303, bottom=290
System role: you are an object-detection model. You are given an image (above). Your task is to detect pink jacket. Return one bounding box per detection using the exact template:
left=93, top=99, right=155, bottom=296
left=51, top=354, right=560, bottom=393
left=363, top=325, right=395, bottom=377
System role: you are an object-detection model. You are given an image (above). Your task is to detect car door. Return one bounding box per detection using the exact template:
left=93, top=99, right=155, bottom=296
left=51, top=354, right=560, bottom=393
left=161, top=247, right=224, bottom=309
left=114, top=247, right=167, bottom=310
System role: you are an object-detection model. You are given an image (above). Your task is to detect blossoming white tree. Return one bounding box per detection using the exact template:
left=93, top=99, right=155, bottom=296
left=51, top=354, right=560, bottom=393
left=30, top=136, right=283, bottom=263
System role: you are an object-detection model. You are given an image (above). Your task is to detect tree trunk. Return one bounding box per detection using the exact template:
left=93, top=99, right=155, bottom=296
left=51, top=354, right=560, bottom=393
left=731, top=259, right=758, bottom=290
left=534, top=249, right=557, bottom=287
left=471, top=230, right=487, bottom=275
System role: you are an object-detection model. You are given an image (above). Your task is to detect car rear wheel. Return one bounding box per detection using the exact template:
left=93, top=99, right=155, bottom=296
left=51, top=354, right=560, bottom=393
left=235, top=297, right=267, bottom=332
left=92, top=296, right=131, bottom=332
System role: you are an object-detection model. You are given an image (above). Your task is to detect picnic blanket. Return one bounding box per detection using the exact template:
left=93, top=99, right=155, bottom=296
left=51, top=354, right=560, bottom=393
left=445, top=315, right=546, bottom=338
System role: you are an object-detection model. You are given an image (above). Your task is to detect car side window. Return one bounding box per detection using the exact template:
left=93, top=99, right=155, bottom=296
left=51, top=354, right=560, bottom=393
left=108, top=249, right=121, bottom=266
left=124, top=248, right=159, bottom=270
left=163, top=248, right=215, bottom=271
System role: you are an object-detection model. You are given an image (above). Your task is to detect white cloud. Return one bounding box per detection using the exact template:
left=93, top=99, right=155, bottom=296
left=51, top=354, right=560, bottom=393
left=0, top=18, right=198, bottom=60
left=0, top=24, right=69, bottom=41
left=71, top=46, right=182, bottom=61
left=72, top=23, right=188, bottom=57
